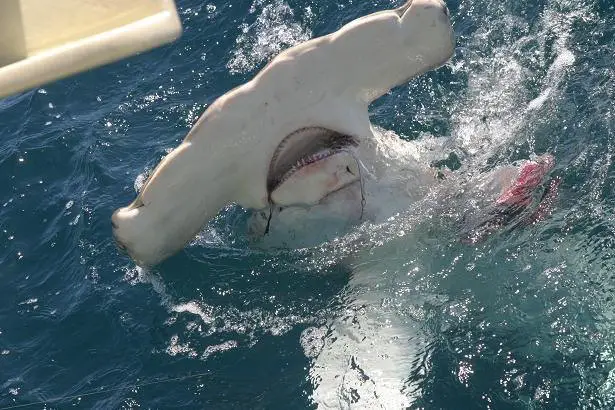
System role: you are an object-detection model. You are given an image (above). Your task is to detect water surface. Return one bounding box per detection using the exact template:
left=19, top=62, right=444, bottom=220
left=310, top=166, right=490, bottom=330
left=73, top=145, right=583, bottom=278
left=1, top=0, right=615, bottom=408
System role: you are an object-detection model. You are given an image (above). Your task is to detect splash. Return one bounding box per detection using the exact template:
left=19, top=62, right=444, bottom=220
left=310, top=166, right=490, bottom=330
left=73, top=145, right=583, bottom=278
left=227, top=0, right=314, bottom=74
left=450, top=0, right=579, bottom=162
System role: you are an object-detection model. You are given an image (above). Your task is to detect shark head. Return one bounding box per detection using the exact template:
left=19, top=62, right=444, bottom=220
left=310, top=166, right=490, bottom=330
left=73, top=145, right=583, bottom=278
left=112, top=0, right=455, bottom=266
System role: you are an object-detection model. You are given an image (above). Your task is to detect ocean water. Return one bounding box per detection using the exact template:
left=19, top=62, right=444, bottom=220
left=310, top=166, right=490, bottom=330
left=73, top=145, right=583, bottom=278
left=1, top=0, right=615, bottom=408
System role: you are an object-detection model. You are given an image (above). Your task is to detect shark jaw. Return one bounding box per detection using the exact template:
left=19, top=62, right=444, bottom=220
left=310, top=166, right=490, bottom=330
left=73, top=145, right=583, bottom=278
left=112, top=0, right=455, bottom=266
left=267, top=127, right=360, bottom=207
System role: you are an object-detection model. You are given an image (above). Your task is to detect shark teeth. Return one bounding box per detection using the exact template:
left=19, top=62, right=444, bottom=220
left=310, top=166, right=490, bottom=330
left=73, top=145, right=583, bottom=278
left=267, top=127, right=359, bottom=194
left=278, top=149, right=337, bottom=186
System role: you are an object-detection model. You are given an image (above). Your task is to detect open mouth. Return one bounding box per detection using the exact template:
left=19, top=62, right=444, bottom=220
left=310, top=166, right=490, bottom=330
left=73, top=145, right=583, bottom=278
left=266, top=127, right=359, bottom=198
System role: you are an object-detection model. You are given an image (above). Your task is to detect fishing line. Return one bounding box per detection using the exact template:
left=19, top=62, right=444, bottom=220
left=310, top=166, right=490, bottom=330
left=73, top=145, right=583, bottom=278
left=264, top=202, right=274, bottom=235
left=356, top=158, right=366, bottom=220
left=0, top=371, right=214, bottom=410
left=341, top=149, right=367, bottom=220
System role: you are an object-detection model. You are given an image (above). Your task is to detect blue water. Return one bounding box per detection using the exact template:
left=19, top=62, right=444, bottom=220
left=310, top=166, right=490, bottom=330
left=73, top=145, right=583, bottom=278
left=1, top=0, right=615, bottom=408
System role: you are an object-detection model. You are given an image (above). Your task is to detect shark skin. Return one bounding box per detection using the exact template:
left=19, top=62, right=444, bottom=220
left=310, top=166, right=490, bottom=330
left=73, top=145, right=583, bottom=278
left=112, top=0, right=455, bottom=266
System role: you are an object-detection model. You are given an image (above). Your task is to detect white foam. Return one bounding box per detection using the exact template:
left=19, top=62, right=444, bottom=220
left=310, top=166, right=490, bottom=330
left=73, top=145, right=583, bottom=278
left=227, top=0, right=313, bottom=74
left=172, top=301, right=215, bottom=325
left=450, top=0, right=582, bottom=164
left=300, top=326, right=327, bottom=358
left=201, top=340, right=238, bottom=359
left=166, top=334, right=198, bottom=357
left=527, top=49, right=575, bottom=111
left=134, top=169, right=151, bottom=193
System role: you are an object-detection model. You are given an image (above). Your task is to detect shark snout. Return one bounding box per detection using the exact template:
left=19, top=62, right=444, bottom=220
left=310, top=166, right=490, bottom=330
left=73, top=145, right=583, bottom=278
left=111, top=208, right=133, bottom=256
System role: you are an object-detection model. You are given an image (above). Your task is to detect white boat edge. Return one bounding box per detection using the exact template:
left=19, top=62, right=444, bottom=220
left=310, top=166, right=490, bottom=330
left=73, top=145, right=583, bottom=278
left=0, top=0, right=182, bottom=99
